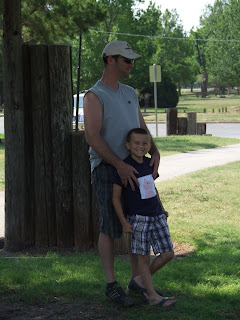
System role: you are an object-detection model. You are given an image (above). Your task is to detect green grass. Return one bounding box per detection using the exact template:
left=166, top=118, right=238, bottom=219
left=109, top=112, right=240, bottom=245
left=154, top=135, right=240, bottom=156
left=143, top=91, right=240, bottom=122
left=1, top=162, right=240, bottom=319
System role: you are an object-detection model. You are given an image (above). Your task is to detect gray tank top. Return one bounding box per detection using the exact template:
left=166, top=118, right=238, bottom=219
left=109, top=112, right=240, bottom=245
left=88, top=80, right=140, bottom=172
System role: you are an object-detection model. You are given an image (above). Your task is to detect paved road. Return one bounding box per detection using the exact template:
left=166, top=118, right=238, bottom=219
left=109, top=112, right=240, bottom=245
left=1, top=143, right=240, bottom=238
left=146, top=122, right=240, bottom=138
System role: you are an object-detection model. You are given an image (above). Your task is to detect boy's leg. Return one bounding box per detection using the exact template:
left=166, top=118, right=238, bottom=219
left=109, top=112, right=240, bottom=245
left=138, top=254, right=176, bottom=306
left=150, top=251, right=174, bottom=276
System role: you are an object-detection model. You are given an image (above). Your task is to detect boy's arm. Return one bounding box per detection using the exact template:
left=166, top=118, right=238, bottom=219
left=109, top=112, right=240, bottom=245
left=156, top=188, right=168, bottom=219
left=112, top=184, right=132, bottom=233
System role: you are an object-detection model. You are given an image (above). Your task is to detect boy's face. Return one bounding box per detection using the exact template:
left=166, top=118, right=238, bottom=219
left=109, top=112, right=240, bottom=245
left=126, top=132, right=151, bottom=162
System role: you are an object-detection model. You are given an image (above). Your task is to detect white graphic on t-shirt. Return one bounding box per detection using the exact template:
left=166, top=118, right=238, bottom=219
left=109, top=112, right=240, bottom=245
left=138, top=174, right=156, bottom=199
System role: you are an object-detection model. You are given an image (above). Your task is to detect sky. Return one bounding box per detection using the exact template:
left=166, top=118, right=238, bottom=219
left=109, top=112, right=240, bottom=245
left=137, top=0, right=216, bottom=32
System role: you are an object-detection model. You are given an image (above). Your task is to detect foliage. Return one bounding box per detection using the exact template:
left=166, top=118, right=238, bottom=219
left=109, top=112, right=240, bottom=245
left=2, top=0, right=240, bottom=104
left=199, top=0, right=240, bottom=92
left=20, top=0, right=106, bottom=43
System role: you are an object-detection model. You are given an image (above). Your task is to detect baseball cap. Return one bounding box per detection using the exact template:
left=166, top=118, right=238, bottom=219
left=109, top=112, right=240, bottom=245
left=102, top=41, right=142, bottom=60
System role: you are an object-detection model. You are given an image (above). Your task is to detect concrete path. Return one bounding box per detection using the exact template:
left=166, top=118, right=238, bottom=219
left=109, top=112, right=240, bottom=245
left=1, top=143, right=240, bottom=238
left=156, top=143, right=240, bottom=182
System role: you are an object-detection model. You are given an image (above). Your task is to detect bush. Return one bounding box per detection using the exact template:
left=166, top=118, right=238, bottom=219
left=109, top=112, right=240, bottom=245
left=140, top=75, right=179, bottom=109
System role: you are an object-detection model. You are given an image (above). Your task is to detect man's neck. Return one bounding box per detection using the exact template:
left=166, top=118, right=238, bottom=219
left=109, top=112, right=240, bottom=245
left=100, top=70, right=119, bottom=90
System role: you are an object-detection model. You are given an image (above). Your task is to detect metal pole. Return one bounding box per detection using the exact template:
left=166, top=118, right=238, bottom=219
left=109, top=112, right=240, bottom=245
left=153, top=64, right=158, bottom=137
left=75, top=31, right=82, bottom=132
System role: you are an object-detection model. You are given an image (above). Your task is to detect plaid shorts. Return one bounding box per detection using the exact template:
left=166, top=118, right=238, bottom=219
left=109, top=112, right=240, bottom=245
left=91, top=162, right=122, bottom=238
left=127, top=214, right=174, bottom=256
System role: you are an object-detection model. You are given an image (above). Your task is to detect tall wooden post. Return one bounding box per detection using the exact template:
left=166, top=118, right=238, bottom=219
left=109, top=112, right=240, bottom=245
left=166, top=108, right=178, bottom=135
left=3, top=0, right=26, bottom=250
left=187, top=112, right=197, bottom=135
left=72, top=132, right=92, bottom=250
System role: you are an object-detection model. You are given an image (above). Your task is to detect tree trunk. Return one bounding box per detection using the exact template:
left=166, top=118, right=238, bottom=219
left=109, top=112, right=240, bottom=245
left=3, top=0, right=26, bottom=250
left=228, top=84, right=231, bottom=95
left=177, top=82, right=181, bottom=96
left=201, top=72, right=208, bottom=98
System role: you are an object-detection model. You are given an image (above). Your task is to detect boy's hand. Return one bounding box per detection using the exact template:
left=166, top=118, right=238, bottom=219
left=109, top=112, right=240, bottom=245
left=149, top=151, right=160, bottom=179
left=122, top=221, right=133, bottom=234
left=162, top=210, right=169, bottom=220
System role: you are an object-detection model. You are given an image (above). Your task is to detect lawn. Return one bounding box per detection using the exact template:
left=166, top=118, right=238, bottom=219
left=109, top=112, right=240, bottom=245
left=0, top=161, right=239, bottom=320
left=143, top=91, right=240, bottom=122
left=1, top=132, right=240, bottom=319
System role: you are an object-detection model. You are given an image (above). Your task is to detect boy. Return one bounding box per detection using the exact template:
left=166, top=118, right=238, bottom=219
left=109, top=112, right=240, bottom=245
left=112, top=128, right=176, bottom=307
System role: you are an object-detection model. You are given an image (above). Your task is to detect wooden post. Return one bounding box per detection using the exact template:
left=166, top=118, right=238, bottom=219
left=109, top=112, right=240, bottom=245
left=187, top=112, right=197, bottom=135
left=24, top=45, right=57, bottom=247
left=22, top=44, right=73, bottom=248
left=48, top=45, right=74, bottom=247
left=72, top=132, right=91, bottom=250
left=22, top=45, right=37, bottom=247
left=3, top=0, right=26, bottom=250
left=166, top=108, right=178, bottom=135
left=196, top=123, right=206, bottom=135
left=178, top=117, right=187, bottom=135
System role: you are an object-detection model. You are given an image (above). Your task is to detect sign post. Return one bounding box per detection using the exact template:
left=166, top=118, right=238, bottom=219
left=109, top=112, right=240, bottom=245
left=149, top=64, right=161, bottom=136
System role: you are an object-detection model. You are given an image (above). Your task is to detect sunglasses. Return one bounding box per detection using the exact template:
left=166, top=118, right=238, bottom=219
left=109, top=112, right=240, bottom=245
left=123, top=57, right=134, bottom=65
left=112, top=55, right=134, bottom=65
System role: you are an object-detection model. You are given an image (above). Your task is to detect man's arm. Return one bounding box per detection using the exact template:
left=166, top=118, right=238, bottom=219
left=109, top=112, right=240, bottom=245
left=84, top=92, right=139, bottom=189
left=138, top=106, right=160, bottom=178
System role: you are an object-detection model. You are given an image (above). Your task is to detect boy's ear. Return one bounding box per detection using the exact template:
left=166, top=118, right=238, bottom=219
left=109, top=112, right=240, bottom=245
left=125, top=141, right=130, bottom=150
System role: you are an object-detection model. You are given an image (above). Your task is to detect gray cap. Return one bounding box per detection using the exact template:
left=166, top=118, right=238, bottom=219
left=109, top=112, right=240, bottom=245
left=102, top=41, right=142, bottom=60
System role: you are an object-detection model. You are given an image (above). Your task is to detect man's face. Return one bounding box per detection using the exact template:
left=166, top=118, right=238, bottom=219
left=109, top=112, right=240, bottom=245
left=126, top=133, right=151, bottom=162
left=114, top=56, right=134, bottom=78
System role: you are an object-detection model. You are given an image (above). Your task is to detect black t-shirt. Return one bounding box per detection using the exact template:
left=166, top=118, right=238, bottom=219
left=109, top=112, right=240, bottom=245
left=113, top=155, right=163, bottom=217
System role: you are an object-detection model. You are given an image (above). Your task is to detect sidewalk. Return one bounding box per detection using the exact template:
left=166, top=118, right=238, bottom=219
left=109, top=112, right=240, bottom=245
left=156, top=143, right=240, bottom=182
left=1, top=143, right=240, bottom=238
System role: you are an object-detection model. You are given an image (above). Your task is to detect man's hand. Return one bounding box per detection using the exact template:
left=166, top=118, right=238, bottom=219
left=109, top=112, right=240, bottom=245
left=149, top=151, right=160, bottom=179
left=116, top=161, right=139, bottom=191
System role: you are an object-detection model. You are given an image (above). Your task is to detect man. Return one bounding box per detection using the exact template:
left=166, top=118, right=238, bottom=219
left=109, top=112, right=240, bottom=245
left=84, top=40, right=160, bottom=306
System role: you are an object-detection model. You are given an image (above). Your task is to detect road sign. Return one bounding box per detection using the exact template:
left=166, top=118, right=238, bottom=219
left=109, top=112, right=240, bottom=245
left=149, top=64, right=161, bottom=82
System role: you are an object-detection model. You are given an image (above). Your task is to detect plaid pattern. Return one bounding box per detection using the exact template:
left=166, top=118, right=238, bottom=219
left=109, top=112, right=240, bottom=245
left=127, top=214, right=173, bottom=256
left=91, top=162, right=122, bottom=238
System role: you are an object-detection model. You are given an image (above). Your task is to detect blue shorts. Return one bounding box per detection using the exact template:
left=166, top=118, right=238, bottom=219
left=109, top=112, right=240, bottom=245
left=127, top=214, right=174, bottom=256
left=91, top=162, right=122, bottom=238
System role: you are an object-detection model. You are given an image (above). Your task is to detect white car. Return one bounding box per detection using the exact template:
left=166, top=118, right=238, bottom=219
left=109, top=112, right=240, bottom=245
left=72, top=91, right=86, bottom=130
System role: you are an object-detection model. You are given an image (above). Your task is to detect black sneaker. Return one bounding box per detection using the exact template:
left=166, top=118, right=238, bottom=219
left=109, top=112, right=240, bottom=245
left=105, top=282, right=134, bottom=307
left=128, top=278, right=164, bottom=298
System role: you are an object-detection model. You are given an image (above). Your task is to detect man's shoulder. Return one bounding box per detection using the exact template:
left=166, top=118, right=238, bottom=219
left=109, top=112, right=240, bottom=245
left=119, top=82, right=136, bottom=93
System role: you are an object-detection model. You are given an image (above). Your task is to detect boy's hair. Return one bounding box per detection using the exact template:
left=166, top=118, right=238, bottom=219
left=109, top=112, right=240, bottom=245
left=126, top=128, right=151, bottom=142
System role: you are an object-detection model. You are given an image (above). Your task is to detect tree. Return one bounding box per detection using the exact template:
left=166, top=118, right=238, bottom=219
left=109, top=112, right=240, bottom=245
left=199, top=0, right=240, bottom=95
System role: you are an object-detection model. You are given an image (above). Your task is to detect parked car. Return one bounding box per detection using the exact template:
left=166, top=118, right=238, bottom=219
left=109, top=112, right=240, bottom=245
left=72, top=91, right=86, bottom=130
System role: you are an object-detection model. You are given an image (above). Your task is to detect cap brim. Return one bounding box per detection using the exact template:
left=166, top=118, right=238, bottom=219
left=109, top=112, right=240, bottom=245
left=121, top=53, right=142, bottom=60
